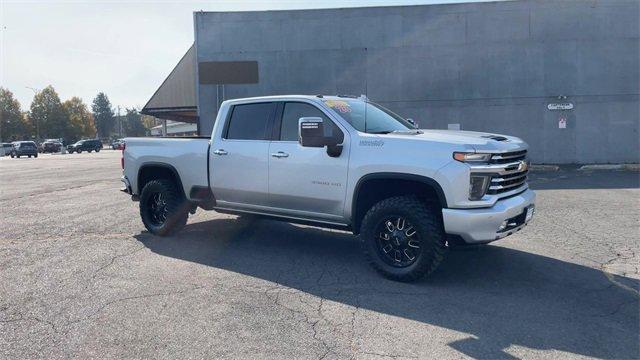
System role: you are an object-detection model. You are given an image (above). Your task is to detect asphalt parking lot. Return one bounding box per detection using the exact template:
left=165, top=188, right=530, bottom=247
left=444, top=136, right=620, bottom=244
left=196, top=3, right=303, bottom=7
left=1, top=151, right=638, bottom=359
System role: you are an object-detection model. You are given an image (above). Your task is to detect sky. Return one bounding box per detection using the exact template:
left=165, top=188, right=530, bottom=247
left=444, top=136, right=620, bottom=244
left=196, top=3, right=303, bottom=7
left=1, top=0, right=492, bottom=111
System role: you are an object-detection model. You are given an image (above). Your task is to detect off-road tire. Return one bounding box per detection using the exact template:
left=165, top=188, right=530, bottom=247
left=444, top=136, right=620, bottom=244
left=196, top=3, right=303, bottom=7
left=360, top=196, right=447, bottom=282
left=139, top=179, right=189, bottom=236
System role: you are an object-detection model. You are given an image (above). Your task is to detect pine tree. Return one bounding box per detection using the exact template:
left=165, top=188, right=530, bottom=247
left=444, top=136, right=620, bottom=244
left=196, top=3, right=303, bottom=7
left=91, top=92, right=114, bottom=138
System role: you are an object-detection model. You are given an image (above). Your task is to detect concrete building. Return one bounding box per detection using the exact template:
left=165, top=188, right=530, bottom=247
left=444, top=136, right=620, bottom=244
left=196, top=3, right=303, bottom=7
left=143, top=0, right=639, bottom=164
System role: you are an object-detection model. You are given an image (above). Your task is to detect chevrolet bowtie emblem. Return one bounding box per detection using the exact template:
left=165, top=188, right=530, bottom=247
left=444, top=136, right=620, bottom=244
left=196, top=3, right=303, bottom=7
left=518, top=161, right=528, bottom=172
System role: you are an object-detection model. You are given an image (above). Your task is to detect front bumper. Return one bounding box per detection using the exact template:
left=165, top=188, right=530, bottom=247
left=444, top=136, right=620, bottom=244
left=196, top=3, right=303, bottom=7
left=442, top=188, right=536, bottom=243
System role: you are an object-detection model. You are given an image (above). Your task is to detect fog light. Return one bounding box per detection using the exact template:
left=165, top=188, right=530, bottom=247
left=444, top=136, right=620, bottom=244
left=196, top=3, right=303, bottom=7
left=469, top=175, right=490, bottom=200
left=498, top=220, right=508, bottom=231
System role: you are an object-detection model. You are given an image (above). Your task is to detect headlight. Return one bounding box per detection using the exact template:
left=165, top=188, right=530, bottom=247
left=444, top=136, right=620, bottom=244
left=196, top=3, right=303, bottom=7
left=469, top=175, right=490, bottom=200
left=453, top=152, right=492, bottom=163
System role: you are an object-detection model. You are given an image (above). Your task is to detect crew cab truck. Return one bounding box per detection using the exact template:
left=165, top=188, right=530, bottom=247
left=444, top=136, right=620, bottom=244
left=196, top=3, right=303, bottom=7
left=121, top=95, right=535, bottom=281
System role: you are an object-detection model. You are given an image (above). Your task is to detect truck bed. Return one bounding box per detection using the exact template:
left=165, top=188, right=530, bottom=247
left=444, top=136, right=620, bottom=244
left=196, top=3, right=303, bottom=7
left=123, top=137, right=210, bottom=198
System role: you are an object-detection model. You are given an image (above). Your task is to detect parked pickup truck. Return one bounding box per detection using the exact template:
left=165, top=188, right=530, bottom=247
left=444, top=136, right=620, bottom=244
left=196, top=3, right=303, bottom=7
left=121, top=95, right=535, bottom=281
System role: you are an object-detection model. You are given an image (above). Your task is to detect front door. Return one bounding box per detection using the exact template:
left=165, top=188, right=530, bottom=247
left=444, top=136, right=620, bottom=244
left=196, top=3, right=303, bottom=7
left=268, top=101, right=349, bottom=223
left=210, top=102, right=275, bottom=208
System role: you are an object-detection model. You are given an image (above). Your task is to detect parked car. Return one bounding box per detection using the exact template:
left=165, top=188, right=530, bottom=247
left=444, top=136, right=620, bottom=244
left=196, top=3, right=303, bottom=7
left=42, top=140, right=63, bottom=153
left=67, top=139, right=102, bottom=154
left=111, top=139, right=125, bottom=150
left=1, top=143, right=12, bottom=156
left=121, top=95, right=535, bottom=282
left=10, top=141, right=38, bottom=158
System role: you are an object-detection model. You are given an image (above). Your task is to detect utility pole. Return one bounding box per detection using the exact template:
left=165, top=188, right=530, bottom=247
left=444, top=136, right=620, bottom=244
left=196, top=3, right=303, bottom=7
left=26, top=86, right=40, bottom=140
left=117, top=106, right=121, bottom=138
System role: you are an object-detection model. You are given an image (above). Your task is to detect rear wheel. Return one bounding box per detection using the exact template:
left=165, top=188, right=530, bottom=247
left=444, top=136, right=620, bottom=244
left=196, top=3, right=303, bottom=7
left=139, top=179, right=189, bottom=236
left=10, top=153, right=14, bottom=158
left=77, top=150, right=82, bottom=154
left=360, top=196, right=446, bottom=282
left=34, top=153, right=38, bottom=158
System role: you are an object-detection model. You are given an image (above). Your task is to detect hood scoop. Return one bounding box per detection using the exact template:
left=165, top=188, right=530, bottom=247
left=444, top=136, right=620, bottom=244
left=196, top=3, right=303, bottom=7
left=481, top=135, right=509, bottom=142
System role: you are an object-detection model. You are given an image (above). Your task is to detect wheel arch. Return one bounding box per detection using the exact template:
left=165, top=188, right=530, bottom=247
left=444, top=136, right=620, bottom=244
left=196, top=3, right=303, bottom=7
left=137, top=162, right=186, bottom=198
left=351, top=173, right=447, bottom=235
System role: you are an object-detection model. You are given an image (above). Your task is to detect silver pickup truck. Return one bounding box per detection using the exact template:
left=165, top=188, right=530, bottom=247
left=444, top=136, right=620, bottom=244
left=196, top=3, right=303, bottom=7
left=121, top=95, right=535, bottom=281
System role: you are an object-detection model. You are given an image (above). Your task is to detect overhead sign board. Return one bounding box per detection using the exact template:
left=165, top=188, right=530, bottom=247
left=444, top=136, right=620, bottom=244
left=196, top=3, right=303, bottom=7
left=547, top=103, right=574, bottom=111
left=199, top=61, right=259, bottom=84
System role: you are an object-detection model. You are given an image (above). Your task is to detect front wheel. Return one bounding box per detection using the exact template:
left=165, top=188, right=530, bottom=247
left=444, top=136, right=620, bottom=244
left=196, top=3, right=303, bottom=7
left=34, top=153, right=38, bottom=158
left=95, top=148, right=100, bottom=152
left=360, top=196, right=447, bottom=282
left=10, top=153, right=14, bottom=158
left=77, top=150, right=82, bottom=154
left=139, top=179, right=189, bottom=236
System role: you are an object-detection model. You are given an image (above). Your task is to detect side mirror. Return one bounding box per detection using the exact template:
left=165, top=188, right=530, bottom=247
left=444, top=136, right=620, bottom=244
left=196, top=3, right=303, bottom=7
left=299, top=117, right=344, bottom=157
left=407, top=118, right=418, bottom=128
left=298, top=117, right=326, bottom=147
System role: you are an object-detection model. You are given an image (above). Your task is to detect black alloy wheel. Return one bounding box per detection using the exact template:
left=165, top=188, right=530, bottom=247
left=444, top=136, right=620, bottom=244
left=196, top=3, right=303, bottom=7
left=375, top=216, right=421, bottom=267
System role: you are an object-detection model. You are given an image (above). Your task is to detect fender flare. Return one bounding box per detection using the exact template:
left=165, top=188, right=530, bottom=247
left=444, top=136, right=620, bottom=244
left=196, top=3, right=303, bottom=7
left=137, top=162, right=185, bottom=197
left=351, top=172, right=448, bottom=232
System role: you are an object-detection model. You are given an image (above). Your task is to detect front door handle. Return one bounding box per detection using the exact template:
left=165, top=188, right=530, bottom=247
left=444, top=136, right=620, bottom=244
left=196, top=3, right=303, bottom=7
left=213, top=149, right=228, bottom=155
left=271, top=151, right=289, bottom=158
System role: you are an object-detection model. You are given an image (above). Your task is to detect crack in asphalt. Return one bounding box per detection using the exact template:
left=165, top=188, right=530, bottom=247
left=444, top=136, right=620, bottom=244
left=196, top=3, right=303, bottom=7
left=62, top=284, right=206, bottom=332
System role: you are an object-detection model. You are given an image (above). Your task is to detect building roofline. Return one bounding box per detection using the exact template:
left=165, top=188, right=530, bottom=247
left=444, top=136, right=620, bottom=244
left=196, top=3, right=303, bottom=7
left=142, top=43, right=195, bottom=112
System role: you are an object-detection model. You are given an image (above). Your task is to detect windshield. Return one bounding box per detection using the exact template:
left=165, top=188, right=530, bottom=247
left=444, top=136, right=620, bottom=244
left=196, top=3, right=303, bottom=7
left=323, top=99, right=414, bottom=134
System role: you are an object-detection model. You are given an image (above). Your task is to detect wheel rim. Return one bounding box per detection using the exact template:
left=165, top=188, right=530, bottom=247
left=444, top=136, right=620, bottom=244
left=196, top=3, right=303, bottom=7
left=147, top=192, right=168, bottom=226
left=375, top=216, right=421, bottom=268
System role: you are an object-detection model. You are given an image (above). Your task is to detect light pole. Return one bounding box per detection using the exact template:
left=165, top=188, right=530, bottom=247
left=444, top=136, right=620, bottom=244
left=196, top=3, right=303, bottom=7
left=25, top=86, right=40, bottom=140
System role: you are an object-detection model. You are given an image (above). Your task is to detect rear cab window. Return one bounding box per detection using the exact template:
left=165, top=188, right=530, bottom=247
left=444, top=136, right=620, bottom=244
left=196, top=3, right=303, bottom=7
left=225, top=102, right=275, bottom=140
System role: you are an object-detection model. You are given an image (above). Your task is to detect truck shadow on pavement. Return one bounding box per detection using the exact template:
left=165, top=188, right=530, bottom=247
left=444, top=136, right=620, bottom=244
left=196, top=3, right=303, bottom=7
left=135, top=217, right=639, bottom=359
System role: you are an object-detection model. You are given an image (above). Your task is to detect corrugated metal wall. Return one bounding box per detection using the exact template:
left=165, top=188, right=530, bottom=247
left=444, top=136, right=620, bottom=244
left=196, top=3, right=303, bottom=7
left=194, top=0, right=639, bottom=164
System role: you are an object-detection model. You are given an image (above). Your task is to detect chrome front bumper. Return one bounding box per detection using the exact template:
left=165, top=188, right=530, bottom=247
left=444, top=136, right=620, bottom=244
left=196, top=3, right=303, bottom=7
left=442, top=188, right=536, bottom=243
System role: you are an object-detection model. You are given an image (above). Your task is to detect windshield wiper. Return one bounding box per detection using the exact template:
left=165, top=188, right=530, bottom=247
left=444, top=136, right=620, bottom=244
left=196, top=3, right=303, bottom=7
left=370, top=131, right=393, bottom=134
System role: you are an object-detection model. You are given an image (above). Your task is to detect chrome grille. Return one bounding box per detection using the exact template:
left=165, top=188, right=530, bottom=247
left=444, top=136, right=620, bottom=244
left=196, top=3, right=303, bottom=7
left=489, top=150, right=527, bottom=164
left=486, top=150, right=528, bottom=195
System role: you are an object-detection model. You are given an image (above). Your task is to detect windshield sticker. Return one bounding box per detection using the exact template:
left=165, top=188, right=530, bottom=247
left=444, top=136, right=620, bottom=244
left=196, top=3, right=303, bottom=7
left=325, top=100, right=351, bottom=113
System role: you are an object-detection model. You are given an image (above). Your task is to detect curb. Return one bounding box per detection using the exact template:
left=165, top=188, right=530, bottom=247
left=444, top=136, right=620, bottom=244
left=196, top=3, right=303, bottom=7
left=579, top=164, right=640, bottom=171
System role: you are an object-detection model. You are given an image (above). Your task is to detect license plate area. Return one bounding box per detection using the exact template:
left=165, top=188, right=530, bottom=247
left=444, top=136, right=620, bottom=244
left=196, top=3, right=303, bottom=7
left=525, top=205, right=535, bottom=223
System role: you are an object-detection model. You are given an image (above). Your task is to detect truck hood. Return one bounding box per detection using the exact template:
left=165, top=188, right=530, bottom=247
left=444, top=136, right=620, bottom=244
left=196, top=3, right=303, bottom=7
left=382, top=129, right=528, bottom=152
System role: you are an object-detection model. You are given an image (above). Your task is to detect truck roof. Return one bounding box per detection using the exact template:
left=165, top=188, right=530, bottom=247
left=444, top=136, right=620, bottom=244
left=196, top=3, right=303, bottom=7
left=221, top=94, right=366, bottom=105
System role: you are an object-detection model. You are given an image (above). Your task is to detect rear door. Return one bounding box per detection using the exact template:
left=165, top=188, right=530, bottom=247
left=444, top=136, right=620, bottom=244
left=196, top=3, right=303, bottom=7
left=267, top=101, right=349, bottom=222
left=210, top=102, right=276, bottom=208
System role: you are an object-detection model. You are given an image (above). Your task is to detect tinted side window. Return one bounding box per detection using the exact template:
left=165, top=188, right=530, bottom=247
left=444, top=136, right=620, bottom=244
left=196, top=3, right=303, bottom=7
left=226, top=103, right=274, bottom=140
left=280, top=102, right=339, bottom=142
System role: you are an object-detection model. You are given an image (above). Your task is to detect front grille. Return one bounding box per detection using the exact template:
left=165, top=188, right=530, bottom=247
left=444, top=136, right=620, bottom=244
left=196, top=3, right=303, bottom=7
left=486, top=150, right=528, bottom=195
left=489, top=150, right=527, bottom=164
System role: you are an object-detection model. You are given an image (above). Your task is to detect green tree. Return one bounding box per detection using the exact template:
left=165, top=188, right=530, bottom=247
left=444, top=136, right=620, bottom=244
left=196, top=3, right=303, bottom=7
left=91, top=92, right=114, bottom=138
left=63, top=97, right=96, bottom=141
left=122, top=108, right=147, bottom=137
left=0, top=88, right=32, bottom=141
left=29, top=85, right=68, bottom=140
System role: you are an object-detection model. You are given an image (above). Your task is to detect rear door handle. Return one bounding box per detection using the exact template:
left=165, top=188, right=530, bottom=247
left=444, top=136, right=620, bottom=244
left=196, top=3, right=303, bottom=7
left=271, top=151, right=289, bottom=158
left=213, top=149, right=228, bottom=155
